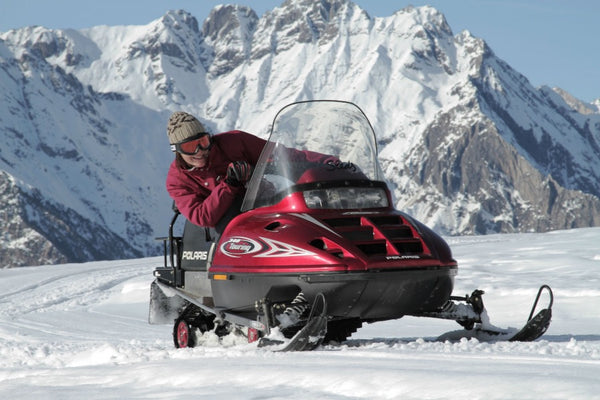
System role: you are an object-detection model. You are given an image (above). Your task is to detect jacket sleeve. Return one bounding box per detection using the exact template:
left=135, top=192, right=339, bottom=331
left=167, top=168, right=242, bottom=227
left=232, top=130, right=267, bottom=164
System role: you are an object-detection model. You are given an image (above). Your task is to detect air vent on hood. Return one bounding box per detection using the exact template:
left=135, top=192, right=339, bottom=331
left=321, top=214, right=428, bottom=258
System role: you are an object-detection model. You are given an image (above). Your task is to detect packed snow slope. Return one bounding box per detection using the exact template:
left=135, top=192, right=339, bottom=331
left=1, top=228, right=599, bottom=399
left=2, top=0, right=600, bottom=267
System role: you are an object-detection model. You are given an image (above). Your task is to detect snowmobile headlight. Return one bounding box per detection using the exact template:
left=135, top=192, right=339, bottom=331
left=303, top=187, right=388, bottom=209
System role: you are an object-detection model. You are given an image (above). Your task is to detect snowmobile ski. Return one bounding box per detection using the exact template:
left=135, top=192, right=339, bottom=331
left=433, top=285, right=554, bottom=342
left=509, top=284, right=553, bottom=341
left=258, top=293, right=328, bottom=352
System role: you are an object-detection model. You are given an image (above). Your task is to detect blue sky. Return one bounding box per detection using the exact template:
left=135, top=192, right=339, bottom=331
left=2, top=0, right=598, bottom=102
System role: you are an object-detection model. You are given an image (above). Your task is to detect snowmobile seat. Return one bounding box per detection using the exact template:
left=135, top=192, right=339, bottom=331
left=180, top=221, right=217, bottom=271
left=179, top=197, right=243, bottom=271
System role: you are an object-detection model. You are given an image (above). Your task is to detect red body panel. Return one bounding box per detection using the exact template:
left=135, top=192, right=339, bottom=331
left=211, top=191, right=456, bottom=275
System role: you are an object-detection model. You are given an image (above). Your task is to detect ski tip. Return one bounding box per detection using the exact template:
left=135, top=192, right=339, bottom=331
left=509, top=308, right=552, bottom=342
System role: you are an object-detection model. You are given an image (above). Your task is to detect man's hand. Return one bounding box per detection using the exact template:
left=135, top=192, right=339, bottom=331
left=226, top=161, right=253, bottom=186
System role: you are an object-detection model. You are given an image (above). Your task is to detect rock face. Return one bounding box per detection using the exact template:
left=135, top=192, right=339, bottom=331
left=1, top=0, right=599, bottom=267
left=0, top=172, right=142, bottom=267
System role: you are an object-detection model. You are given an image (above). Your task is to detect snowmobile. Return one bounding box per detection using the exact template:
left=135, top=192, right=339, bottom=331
left=149, top=100, right=553, bottom=351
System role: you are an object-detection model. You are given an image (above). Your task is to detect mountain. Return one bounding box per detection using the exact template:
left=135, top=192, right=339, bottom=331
left=1, top=0, right=599, bottom=267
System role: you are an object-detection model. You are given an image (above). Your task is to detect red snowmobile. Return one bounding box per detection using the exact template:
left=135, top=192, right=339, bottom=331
left=149, top=100, right=553, bottom=351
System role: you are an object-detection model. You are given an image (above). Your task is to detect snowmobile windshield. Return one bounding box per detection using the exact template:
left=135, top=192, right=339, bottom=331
left=242, top=100, right=386, bottom=212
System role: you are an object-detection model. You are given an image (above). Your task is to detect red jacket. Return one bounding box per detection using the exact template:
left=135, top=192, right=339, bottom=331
left=166, top=130, right=266, bottom=227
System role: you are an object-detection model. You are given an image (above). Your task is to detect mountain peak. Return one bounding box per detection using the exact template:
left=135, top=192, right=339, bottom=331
left=402, top=5, right=453, bottom=37
left=551, top=86, right=598, bottom=115
left=159, top=9, right=199, bottom=34
left=280, top=0, right=350, bottom=18
left=122, top=9, right=203, bottom=74
left=202, top=5, right=258, bottom=76
left=1, top=25, right=64, bottom=58
left=203, top=5, right=257, bottom=41
left=248, top=0, right=368, bottom=59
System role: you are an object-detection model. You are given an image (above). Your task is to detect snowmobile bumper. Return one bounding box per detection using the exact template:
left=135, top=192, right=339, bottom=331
left=210, top=266, right=457, bottom=321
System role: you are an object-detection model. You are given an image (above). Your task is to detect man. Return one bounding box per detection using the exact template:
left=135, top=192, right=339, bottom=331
left=165, top=111, right=265, bottom=227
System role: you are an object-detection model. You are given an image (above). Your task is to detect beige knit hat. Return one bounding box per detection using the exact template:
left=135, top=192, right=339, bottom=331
left=166, top=111, right=206, bottom=144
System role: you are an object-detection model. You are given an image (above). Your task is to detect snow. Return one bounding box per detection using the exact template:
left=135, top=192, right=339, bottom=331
left=1, top=228, right=599, bottom=399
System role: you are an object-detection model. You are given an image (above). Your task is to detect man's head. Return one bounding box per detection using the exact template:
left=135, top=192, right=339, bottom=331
left=167, top=111, right=206, bottom=145
left=167, top=111, right=212, bottom=168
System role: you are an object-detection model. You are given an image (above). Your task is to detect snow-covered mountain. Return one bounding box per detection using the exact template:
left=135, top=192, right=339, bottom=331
left=1, top=0, right=600, bottom=267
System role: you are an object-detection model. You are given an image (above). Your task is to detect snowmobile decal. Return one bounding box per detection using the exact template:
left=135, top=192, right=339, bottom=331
left=221, top=236, right=317, bottom=258
left=292, top=213, right=341, bottom=237
left=254, top=237, right=317, bottom=258
left=220, top=237, right=263, bottom=258
left=386, top=255, right=421, bottom=260
left=181, top=251, right=209, bottom=261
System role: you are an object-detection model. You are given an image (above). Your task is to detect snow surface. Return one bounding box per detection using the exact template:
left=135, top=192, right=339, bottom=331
left=1, top=228, right=599, bottom=399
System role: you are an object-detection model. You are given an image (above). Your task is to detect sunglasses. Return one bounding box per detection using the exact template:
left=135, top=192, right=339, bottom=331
left=170, top=133, right=212, bottom=155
